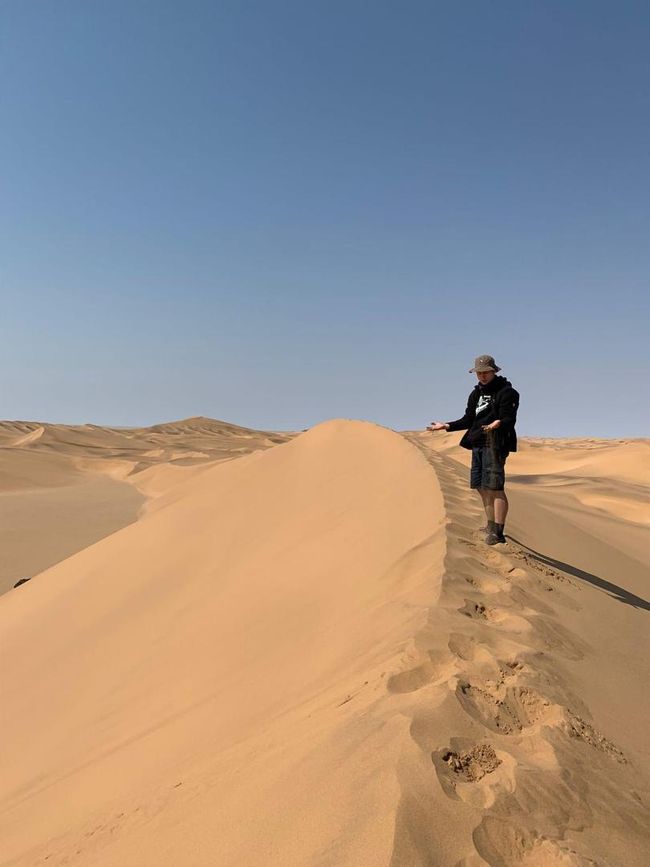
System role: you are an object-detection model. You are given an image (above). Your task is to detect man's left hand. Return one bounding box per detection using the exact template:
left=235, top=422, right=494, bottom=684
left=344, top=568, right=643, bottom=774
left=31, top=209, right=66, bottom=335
left=481, top=420, right=502, bottom=432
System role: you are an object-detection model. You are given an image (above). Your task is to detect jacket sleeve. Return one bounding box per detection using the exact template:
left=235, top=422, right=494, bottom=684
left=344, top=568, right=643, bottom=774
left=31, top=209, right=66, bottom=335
left=446, top=393, right=476, bottom=431
left=497, top=388, right=519, bottom=430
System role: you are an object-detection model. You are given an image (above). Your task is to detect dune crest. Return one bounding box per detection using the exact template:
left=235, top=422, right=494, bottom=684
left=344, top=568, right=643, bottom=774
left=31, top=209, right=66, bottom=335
left=1, top=421, right=648, bottom=865
left=0, top=420, right=446, bottom=866
left=393, top=435, right=650, bottom=865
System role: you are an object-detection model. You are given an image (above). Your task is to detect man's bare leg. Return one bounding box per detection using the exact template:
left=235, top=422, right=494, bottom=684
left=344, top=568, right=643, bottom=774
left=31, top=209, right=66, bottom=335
left=477, top=488, right=495, bottom=523
left=480, top=489, right=508, bottom=543
left=494, top=489, right=508, bottom=526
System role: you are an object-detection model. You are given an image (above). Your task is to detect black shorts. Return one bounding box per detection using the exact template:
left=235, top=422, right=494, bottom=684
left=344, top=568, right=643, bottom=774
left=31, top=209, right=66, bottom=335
left=470, top=446, right=507, bottom=491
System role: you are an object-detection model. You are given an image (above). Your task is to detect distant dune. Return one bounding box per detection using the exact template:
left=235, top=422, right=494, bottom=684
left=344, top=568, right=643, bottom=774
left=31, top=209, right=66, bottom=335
left=0, top=419, right=648, bottom=865
left=0, top=417, right=293, bottom=595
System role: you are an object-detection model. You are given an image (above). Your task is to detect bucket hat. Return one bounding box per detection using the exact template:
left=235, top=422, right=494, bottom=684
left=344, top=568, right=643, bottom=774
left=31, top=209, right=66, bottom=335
left=469, top=354, right=501, bottom=373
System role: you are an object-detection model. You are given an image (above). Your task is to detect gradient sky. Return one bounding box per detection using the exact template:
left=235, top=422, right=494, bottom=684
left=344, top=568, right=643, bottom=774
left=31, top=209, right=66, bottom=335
left=1, top=1, right=648, bottom=436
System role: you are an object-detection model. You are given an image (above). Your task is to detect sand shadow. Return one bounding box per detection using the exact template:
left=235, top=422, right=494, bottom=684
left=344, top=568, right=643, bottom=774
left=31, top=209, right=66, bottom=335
left=508, top=537, right=650, bottom=612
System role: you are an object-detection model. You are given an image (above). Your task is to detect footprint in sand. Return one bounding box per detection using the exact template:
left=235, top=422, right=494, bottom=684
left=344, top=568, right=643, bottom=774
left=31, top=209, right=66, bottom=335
left=463, top=574, right=506, bottom=594
left=499, top=658, right=526, bottom=679
left=482, top=547, right=519, bottom=572
left=458, top=600, right=494, bottom=621
left=455, top=674, right=626, bottom=764
left=432, top=740, right=517, bottom=809
left=473, top=816, right=600, bottom=866
left=447, top=632, right=506, bottom=665
left=456, top=680, right=557, bottom=734
left=440, top=743, right=502, bottom=781
left=457, top=537, right=517, bottom=572
left=387, top=649, right=457, bottom=694
left=458, top=598, right=533, bottom=634
left=456, top=680, right=522, bottom=734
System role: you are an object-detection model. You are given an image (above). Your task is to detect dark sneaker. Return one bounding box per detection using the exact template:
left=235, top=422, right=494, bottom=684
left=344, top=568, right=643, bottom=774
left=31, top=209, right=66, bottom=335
left=485, top=521, right=506, bottom=545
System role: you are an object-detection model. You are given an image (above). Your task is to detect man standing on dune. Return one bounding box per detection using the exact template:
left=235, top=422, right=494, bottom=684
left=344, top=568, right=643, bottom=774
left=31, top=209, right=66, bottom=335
left=428, top=355, right=520, bottom=545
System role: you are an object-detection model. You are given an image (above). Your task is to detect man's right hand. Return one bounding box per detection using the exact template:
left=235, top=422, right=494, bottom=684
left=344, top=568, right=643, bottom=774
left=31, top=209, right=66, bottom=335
left=427, top=422, right=449, bottom=431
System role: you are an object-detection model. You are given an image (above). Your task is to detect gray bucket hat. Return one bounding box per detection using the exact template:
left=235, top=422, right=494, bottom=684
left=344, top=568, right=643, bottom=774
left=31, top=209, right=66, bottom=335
left=469, top=354, right=501, bottom=373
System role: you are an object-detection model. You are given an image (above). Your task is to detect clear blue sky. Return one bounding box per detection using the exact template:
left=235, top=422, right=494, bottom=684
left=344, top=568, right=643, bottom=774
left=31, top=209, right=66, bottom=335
left=1, top=1, right=648, bottom=436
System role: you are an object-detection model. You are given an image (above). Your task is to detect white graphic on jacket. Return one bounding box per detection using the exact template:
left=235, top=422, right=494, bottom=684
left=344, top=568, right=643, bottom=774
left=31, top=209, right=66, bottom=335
left=476, top=394, right=493, bottom=416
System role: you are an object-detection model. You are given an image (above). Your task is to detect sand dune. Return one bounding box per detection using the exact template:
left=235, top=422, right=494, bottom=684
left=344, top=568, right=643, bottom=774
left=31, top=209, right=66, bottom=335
left=401, top=433, right=650, bottom=865
left=7, top=425, right=46, bottom=447
left=0, top=421, right=649, bottom=865
left=0, top=417, right=292, bottom=594
left=421, top=430, right=650, bottom=554
left=0, top=420, right=445, bottom=866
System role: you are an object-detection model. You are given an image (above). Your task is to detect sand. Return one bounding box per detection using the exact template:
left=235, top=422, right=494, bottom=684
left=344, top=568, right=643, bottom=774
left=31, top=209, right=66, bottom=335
left=0, top=419, right=648, bottom=866
left=0, top=418, right=292, bottom=595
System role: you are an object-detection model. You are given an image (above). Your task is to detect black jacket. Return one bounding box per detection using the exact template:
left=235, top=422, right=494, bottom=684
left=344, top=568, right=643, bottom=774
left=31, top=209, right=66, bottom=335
left=446, top=376, right=520, bottom=454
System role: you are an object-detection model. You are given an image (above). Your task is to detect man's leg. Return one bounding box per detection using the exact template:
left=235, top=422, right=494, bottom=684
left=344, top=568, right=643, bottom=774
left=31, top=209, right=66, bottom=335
left=484, top=450, right=508, bottom=544
left=471, top=449, right=494, bottom=526
left=494, top=489, right=508, bottom=525
left=477, top=488, right=495, bottom=523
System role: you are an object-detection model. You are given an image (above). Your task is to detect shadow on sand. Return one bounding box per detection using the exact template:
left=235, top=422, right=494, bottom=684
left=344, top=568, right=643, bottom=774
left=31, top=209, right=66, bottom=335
left=508, top=537, right=650, bottom=612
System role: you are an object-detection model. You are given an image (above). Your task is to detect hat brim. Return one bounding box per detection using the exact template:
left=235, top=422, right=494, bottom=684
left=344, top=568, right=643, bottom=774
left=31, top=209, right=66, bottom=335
left=469, top=366, right=501, bottom=373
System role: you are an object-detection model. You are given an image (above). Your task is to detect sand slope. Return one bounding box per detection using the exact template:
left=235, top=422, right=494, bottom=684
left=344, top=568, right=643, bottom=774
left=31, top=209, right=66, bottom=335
left=0, top=420, right=446, bottom=866
left=1, top=422, right=649, bottom=865
left=0, top=417, right=291, bottom=594
left=397, top=434, right=650, bottom=865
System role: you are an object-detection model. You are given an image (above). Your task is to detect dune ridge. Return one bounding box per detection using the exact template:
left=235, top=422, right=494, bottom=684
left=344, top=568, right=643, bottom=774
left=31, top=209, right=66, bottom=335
left=0, top=420, right=447, bottom=866
left=0, top=421, right=648, bottom=865
left=0, top=417, right=292, bottom=468
left=390, top=435, right=650, bottom=865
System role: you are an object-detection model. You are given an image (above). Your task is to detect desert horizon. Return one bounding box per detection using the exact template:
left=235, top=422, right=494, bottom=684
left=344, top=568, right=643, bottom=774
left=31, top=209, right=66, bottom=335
left=1, top=415, right=648, bottom=865
left=3, top=3, right=649, bottom=864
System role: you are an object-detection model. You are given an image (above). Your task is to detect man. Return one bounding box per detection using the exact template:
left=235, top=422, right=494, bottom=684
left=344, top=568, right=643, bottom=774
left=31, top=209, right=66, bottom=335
left=428, top=355, right=520, bottom=545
